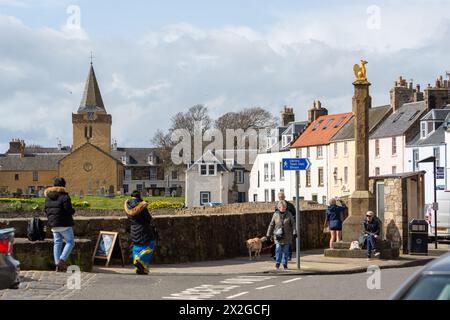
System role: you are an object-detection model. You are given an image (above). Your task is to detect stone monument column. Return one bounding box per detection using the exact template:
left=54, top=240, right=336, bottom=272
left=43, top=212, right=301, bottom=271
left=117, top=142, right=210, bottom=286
left=343, top=60, right=375, bottom=242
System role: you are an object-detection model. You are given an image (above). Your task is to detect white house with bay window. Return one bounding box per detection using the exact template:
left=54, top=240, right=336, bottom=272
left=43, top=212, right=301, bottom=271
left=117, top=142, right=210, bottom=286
left=405, top=108, right=450, bottom=205
left=185, top=150, right=250, bottom=207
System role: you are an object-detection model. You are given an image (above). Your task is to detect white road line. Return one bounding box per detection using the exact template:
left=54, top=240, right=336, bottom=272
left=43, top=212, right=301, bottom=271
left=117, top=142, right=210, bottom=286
left=226, top=292, right=249, bottom=299
left=256, top=285, right=276, bottom=290
left=282, top=277, right=302, bottom=284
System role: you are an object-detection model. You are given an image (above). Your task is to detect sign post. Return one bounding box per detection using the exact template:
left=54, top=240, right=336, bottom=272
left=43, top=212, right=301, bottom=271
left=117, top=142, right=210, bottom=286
left=283, top=158, right=312, bottom=270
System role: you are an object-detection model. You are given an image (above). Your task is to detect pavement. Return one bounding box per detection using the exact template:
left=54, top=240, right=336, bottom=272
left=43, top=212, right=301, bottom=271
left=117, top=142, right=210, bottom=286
left=93, top=243, right=450, bottom=276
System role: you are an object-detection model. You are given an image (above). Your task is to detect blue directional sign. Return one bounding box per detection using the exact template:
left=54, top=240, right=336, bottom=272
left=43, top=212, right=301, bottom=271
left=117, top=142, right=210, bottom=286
left=282, top=158, right=312, bottom=171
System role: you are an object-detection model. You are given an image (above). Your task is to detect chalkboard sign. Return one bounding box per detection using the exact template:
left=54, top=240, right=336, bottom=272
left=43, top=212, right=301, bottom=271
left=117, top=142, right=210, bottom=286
left=92, top=231, right=124, bottom=267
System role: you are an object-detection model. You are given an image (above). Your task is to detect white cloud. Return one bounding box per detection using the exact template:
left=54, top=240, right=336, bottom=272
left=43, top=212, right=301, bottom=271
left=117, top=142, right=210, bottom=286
left=1, top=1, right=450, bottom=153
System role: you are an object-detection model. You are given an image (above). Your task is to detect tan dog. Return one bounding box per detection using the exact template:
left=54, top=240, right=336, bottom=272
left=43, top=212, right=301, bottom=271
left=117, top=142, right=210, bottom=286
left=245, top=236, right=268, bottom=260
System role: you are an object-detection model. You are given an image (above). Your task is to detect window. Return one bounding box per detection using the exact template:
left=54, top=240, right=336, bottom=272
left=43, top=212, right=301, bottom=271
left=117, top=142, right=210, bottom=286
left=392, top=137, right=397, bottom=156
left=271, top=189, right=276, bottom=202
left=264, top=189, right=269, bottom=202
left=264, top=163, right=269, bottom=182
left=137, top=184, right=143, bottom=192
left=123, top=184, right=129, bottom=194
left=344, top=167, right=348, bottom=185
left=312, top=120, right=324, bottom=131
left=317, top=146, right=323, bottom=159
left=434, top=147, right=441, bottom=168
left=121, top=155, right=128, bottom=165
left=306, top=147, right=311, bottom=158
left=392, top=112, right=404, bottom=123
left=200, top=192, right=211, bottom=206
left=322, top=196, right=327, bottom=205
left=270, top=162, right=276, bottom=181
left=375, top=139, right=380, bottom=157
left=413, top=149, right=420, bottom=171
left=335, top=116, right=347, bottom=128
left=32, top=171, right=38, bottom=182
left=318, top=167, right=324, bottom=186
left=421, top=122, right=427, bottom=139
left=280, top=188, right=285, bottom=194
left=257, top=171, right=260, bottom=188
left=297, top=148, right=302, bottom=158
left=148, top=155, right=154, bottom=165
left=14, top=174, right=19, bottom=181
left=279, top=161, right=285, bottom=181
left=125, top=169, right=132, bottom=180
left=200, top=164, right=216, bottom=176
left=323, top=119, right=334, bottom=129
left=408, top=110, right=421, bottom=121
left=312, top=194, right=318, bottom=203
left=150, top=167, right=157, bottom=180
left=333, top=167, right=339, bottom=186
left=172, top=171, right=178, bottom=180
left=306, top=170, right=311, bottom=187
left=253, top=194, right=258, bottom=202
left=235, top=170, right=244, bottom=184
left=392, top=166, right=397, bottom=174
left=375, top=167, right=380, bottom=176
left=334, top=143, right=338, bottom=158
left=344, top=141, right=348, bottom=156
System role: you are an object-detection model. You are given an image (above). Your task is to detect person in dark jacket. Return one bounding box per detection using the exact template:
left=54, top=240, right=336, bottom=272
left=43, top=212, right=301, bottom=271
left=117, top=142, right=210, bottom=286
left=272, top=192, right=297, bottom=260
left=326, top=198, right=347, bottom=249
left=124, top=191, right=157, bottom=275
left=44, top=177, right=75, bottom=272
left=363, top=211, right=381, bottom=260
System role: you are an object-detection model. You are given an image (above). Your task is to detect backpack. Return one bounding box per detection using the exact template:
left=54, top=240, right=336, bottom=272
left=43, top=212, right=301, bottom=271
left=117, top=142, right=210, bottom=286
left=27, top=217, right=45, bottom=242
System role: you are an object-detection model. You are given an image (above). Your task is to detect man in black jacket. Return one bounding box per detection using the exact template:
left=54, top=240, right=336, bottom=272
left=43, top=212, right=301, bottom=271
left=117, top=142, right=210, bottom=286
left=271, top=192, right=297, bottom=260
left=44, top=177, right=75, bottom=272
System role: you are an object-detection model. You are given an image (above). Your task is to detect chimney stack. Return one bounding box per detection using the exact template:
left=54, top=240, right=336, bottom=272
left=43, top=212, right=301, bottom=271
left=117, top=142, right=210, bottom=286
left=425, top=75, right=450, bottom=111
left=8, top=139, right=26, bottom=157
left=308, top=100, right=328, bottom=123
left=390, top=76, right=414, bottom=112
left=280, top=106, right=295, bottom=127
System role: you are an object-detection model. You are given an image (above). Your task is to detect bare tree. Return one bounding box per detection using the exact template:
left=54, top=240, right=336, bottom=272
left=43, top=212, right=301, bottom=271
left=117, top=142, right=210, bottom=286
left=215, top=107, right=277, bottom=132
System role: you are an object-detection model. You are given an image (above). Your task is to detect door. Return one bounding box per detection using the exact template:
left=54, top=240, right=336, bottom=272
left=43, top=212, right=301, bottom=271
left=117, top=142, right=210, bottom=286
left=238, top=192, right=246, bottom=203
left=376, top=182, right=385, bottom=239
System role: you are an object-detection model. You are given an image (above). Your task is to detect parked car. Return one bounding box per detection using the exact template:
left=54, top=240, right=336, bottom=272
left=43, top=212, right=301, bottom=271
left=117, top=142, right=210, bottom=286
left=391, top=252, right=450, bottom=300
left=426, top=191, right=450, bottom=240
left=0, top=228, right=20, bottom=290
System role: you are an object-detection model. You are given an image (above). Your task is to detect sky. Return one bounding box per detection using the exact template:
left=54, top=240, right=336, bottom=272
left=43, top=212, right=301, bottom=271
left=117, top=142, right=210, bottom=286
left=1, top=0, right=450, bottom=152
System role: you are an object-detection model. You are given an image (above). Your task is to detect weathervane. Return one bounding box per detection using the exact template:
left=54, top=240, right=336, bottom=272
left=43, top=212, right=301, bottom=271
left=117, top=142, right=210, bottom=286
left=90, top=51, right=95, bottom=65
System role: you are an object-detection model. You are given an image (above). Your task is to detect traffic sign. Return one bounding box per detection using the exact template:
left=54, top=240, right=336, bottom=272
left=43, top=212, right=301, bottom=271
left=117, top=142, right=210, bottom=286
left=282, top=158, right=312, bottom=171
left=436, top=167, right=445, bottom=179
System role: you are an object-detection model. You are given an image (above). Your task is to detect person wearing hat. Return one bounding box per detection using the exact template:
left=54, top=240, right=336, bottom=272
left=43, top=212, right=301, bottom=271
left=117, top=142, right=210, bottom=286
left=124, top=190, right=157, bottom=275
left=363, top=211, right=381, bottom=260
left=44, top=177, right=75, bottom=272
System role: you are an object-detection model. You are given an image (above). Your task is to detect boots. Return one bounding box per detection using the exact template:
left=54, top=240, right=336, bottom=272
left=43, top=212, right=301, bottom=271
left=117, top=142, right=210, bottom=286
left=56, top=260, right=68, bottom=272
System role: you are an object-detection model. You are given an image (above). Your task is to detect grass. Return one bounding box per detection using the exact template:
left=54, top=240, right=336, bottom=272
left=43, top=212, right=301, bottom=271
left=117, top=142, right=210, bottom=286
left=0, top=196, right=185, bottom=211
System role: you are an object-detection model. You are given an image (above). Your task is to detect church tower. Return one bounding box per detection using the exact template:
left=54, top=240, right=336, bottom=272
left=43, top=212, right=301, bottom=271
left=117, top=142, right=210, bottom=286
left=72, top=63, right=112, bottom=153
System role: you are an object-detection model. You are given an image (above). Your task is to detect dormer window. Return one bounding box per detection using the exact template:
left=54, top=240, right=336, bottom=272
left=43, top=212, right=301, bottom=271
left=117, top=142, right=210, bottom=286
left=282, top=135, right=293, bottom=147
left=148, top=154, right=155, bottom=165
left=121, top=155, right=128, bottom=165
left=200, top=163, right=216, bottom=176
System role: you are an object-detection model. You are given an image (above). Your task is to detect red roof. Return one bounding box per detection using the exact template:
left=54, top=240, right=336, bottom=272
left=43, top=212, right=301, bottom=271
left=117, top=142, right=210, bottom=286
left=290, top=112, right=353, bottom=148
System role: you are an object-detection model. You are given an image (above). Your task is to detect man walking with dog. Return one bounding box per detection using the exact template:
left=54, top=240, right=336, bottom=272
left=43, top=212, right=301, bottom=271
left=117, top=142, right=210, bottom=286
left=267, top=200, right=296, bottom=270
left=272, top=192, right=296, bottom=260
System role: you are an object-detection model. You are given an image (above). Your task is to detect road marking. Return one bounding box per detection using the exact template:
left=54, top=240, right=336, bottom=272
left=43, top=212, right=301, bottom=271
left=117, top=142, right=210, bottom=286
left=226, top=292, right=249, bottom=299
left=163, top=285, right=239, bottom=300
left=256, top=285, right=276, bottom=290
left=221, top=276, right=275, bottom=285
left=283, top=277, right=302, bottom=284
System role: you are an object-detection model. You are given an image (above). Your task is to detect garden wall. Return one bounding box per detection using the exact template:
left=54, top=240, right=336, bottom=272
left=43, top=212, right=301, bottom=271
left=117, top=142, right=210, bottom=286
left=0, top=209, right=328, bottom=266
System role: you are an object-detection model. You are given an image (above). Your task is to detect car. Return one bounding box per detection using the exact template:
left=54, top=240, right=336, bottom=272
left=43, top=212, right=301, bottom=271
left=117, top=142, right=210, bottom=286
left=390, top=252, right=450, bottom=300
left=0, top=228, right=20, bottom=290
left=426, top=191, right=450, bottom=241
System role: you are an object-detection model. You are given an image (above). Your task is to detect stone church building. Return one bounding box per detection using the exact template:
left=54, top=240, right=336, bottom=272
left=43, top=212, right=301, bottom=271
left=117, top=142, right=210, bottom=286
left=0, top=64, right=184, bottom=197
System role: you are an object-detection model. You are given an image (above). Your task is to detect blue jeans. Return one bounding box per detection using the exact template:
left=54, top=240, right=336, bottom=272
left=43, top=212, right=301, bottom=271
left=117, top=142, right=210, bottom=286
left=53, top=228, right=75, bottom=264
left=275, top=243, right=290, bottom=267
left=366, top=234, right=376, bottom=258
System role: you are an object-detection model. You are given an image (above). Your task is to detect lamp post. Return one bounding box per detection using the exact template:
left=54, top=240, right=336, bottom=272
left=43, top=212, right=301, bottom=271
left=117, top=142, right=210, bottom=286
left=418, top=156, right=437, bottom=249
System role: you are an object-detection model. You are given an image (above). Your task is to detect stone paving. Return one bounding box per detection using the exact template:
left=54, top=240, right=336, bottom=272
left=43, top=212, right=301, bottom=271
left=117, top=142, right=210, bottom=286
left=0, top=271, right=97, bottom=300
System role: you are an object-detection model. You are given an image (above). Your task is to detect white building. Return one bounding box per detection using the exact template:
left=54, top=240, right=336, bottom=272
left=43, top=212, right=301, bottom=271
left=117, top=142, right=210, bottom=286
left=405, top=108, right=450, bottom=205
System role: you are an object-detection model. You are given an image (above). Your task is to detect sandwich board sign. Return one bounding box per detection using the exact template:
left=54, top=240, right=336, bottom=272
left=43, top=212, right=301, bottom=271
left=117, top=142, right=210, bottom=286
left=92, top=231, right=124, bottom=267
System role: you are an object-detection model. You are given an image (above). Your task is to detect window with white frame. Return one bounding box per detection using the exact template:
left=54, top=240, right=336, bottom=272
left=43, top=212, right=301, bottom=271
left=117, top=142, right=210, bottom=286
left=375, top=167, right=380, bottom=176
left=413, top=149, right=419, bottom=171
left=392, top=166, right=397, bottom=174
left=200, top=164, right=216, bottom=176
left=434, top=147, right=441, bottom=168
left=270, top=162, right=276, bottom=181
left=150, top=167, right=157, bottom=180
left=318, top=167, right=324, bottom=186
left=306, top=170, right=311, bottom=187
left=306, top=147, right=311, bottom=158
left=420, top=122, right=427, bottom=139
left=297, top=148, right=302, bottom=158
left=125, top=169, right=132, bottom=180
left=235, top=170, right=244, bottom=184
left=200, top=192, right=211, bottom=206
left=344, top=141, right=348, bottom=156
left=392, top=137, right=397, bottom=156
left=279, top=161, right=285, bottom=181
left=264, top=163, right=269, bottom=181
left=333, top=167, right=338, bottom=186
left=375, top=139, right=380, bottom=157
left=317, top=146, right=323, bottom=159
left=334, top=143, right=338, bottom=158
left=264, top=189, right=269, bottom=202
left=344, top=167, right=348, bottom=185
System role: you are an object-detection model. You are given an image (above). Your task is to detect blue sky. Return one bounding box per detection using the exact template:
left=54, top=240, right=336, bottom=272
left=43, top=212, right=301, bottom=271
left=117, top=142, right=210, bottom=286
left=1, top=0, right=450, bottom=152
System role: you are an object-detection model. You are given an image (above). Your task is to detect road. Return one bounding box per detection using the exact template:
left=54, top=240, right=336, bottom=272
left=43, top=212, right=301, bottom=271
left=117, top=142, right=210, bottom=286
left=64, top=266, right=422, bottom=300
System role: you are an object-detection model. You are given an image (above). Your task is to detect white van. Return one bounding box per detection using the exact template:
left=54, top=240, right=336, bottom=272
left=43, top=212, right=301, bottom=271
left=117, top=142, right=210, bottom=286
left=426, top=191, right=450, bottom=240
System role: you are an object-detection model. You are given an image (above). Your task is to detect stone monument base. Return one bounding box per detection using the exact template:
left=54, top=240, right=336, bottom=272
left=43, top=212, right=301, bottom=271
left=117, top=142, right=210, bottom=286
left=342, top=190, right=374, bottom=242
left=324, top=241, right=399, bottom=259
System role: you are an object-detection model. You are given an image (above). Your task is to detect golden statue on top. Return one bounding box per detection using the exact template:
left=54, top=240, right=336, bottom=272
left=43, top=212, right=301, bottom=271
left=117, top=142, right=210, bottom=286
left=353, top=60, right=368, bottom=82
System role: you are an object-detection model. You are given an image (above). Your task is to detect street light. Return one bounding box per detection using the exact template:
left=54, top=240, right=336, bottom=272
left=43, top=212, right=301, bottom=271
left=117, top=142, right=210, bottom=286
left=418, top=156, right=438, bottom=249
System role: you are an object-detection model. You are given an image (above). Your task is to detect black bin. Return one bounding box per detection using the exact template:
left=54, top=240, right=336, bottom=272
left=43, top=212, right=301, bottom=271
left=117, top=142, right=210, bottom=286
left=409, top=219, right=428, bottom=255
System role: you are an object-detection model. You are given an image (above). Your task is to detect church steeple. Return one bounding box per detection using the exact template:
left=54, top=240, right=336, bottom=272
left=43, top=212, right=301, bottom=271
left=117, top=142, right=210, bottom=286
left=78, top=64, right=106, bottom=114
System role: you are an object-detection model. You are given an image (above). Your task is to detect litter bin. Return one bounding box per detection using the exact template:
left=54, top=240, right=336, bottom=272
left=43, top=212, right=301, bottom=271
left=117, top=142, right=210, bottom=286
left=409, top=219, right=428, bottom=255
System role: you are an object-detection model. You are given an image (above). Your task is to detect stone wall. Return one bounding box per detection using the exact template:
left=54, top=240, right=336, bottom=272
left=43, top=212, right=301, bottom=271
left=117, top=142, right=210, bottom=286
left=0, top=209, right=328, bottom=265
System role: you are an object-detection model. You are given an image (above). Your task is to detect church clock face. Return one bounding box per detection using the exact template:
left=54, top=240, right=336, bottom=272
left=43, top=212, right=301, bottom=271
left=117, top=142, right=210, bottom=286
left=83, top=162, right=93, bottom=172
